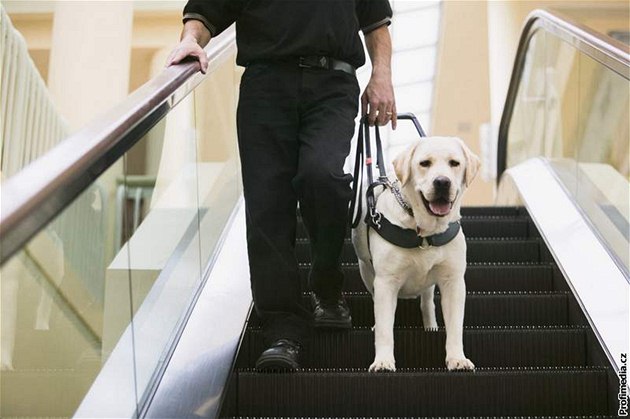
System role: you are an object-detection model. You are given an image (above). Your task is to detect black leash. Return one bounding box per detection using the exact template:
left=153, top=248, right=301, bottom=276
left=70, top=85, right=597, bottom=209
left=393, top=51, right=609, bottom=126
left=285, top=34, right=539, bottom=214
left=349, top=113, right=461, bottom=249
left=349, top=115, right=388, bottom=229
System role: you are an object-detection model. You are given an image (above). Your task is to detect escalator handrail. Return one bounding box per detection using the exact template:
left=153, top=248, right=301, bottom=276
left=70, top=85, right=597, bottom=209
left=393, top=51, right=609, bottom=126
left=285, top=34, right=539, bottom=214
left=496, top=9, right=630, bottom=183
left=0, top=27, right=236, bottom=265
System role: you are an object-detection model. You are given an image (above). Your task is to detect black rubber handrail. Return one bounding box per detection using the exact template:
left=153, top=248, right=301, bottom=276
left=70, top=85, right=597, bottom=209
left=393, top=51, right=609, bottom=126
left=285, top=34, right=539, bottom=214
left=0, top=28, right=236, bottom=265
left=496, top=9, right=630, bottom=183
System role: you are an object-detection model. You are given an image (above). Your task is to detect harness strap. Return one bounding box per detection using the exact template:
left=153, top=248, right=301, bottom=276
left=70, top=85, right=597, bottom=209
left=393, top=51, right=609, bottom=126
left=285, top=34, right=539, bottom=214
left=366, top=217, right=461, bottom=249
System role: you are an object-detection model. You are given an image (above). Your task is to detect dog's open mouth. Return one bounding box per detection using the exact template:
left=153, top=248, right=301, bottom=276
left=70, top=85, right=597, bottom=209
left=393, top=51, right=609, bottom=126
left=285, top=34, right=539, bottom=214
left=421, top=193, right=453, bottom=217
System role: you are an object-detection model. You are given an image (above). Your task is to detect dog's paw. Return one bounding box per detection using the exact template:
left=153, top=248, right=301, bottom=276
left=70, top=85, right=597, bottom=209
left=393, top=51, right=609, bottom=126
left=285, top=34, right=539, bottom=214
left=424, top=325, right=439, bottom=332
left=446, top=357, right=475, bottom=371
left=369, top=358, right=396, bottom=372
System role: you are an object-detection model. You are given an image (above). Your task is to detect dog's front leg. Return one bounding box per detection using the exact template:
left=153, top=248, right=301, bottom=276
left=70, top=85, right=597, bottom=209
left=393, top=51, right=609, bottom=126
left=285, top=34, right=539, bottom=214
left=369, top=277, right=398, bottom=372
left=420, top=285, right=438, bottom=331
left=439, top=279, right=475, bottom=371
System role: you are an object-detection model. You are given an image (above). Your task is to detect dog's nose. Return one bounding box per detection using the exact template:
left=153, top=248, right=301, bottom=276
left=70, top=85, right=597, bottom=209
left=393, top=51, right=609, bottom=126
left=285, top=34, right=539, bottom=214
left=433, top=176, right=451, bottom=191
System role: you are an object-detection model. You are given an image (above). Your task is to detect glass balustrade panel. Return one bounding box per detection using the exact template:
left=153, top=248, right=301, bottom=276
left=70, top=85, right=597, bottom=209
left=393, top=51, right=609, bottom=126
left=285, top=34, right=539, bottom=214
left=507, top=29, right=549, bottom=171
left=193, top=56, right=243, bottom=271
left=575, top=54, right=629, bottom=273
left=542, top=32, right=580, bottom=196
left=0, top=163, right=135, bottom=418
left=123, top=52, right=242, bottom=410
left=505, top=24, right=629, bottom=275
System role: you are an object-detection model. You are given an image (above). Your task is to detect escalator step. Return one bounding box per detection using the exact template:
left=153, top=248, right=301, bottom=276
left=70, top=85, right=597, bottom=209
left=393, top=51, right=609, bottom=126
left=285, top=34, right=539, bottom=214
left=461, top=217, right=531, bottom=238
left=240, top=327, right=587, bottom=368
left=296, top=217, right=532, bottom=240
left=234, top=367, right=608, bottom=416
left=248, top=292, right=570, bottom=327
left=222, top=207, right=615, bottom=418
left=460, top=206, right=528, bottom=216
left=295, top=238, right=542, bottom=264
left=225, top=416, right=618, bottom=418
left=299, top=263, right=555, bottom=292
left=296, top=206, right=528, bottom=218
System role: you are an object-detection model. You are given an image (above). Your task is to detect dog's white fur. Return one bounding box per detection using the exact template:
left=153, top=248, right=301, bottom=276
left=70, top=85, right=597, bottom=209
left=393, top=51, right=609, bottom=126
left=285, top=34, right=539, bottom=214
left=351, top=136, right=480, bottom=372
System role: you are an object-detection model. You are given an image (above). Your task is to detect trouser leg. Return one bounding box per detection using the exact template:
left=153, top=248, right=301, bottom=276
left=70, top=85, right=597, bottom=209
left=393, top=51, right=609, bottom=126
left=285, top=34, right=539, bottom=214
left=293, top=68, right=360, bottom=299
left=237, top=64, right=311, bottom=345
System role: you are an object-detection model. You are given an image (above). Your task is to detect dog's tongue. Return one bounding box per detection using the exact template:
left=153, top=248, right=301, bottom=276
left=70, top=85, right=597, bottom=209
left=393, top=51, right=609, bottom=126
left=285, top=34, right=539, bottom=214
left=429, top=199, right=451, bottom=216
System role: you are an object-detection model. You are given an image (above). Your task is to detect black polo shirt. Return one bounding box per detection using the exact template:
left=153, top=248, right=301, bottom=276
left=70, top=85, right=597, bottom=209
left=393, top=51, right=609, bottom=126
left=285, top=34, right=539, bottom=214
left=183, top=0, right=392, bottom=68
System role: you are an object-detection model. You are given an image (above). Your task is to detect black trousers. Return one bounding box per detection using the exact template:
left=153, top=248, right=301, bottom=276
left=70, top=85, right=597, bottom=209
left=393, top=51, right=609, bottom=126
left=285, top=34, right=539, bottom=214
left=236, top=62, right=360, bottom=345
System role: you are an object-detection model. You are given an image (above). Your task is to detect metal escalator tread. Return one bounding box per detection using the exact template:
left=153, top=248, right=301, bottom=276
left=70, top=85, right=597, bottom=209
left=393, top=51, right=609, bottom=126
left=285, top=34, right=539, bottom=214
left=299, top=263, right=556, bottom=292
left=239, top=327, right=588, bottom=368
left=225, top=416, right=619, bottom=418
left=296, top=206, right=528, bottom=218
left=219, top=207, right=616, bottom=417
left=233, top=367, right=608, bottom=416
left=459, top=206, right=529, bottom=216
left=294, top=238, right=543, bottom=264
left=247, top=292, right=571, bottom=327
left=296, top=216, right=533, bottom=240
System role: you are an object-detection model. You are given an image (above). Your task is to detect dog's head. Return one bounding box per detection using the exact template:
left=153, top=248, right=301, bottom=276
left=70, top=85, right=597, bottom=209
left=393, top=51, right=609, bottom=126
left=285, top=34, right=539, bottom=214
left=393, top=137, right=480, bottom=229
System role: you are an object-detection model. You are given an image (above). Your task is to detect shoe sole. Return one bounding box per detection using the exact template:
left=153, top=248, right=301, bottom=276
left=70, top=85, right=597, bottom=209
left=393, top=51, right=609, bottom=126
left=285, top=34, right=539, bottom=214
left=255, top=354, right=299, bottom=372
left=313, top=317, right=353, bottom=329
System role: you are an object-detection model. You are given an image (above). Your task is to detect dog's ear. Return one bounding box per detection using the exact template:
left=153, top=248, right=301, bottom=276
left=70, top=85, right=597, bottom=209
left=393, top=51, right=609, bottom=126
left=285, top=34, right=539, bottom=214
left=458, top=138, right=481, bottom=187
left=393, top=143, right=417, bottom=186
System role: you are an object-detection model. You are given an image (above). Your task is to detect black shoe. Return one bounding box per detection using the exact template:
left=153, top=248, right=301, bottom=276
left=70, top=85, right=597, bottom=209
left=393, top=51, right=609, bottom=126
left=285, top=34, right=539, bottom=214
left=311, top=292, right=352, bottom=329
left=255, top=339, right=301, bottom=371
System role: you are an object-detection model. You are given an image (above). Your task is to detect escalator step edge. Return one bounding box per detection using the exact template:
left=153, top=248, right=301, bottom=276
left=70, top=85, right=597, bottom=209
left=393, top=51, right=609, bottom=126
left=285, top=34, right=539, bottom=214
left=231, top=368, right=609, bottom=417
left=224, top=417, right=618, bottom=419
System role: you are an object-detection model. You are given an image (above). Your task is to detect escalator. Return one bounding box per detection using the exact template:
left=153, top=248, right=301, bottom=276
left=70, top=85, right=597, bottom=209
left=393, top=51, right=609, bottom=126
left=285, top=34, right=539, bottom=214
left=216, top=9, right=628, bottom=417
left=1, top=7, right=628, bottom=419
left=219, top=207, right=618, bottom=417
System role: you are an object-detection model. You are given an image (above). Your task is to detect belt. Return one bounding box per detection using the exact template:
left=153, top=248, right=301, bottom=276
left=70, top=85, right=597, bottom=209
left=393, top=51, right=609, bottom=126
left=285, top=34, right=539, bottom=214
left=248, top=56, right=356, bottom=76
left=298, top=55, right=356, bottom=76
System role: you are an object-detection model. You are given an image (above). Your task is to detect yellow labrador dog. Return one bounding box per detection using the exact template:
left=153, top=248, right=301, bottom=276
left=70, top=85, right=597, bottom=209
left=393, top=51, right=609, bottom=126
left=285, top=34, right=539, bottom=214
left=352, top=136, right=480, bottom=372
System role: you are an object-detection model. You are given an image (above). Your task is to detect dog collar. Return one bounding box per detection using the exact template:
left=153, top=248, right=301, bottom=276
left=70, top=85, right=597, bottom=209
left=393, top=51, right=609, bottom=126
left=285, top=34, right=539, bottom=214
left=366, top=212, right=461, bottom=249
left=385, top=179, right=414, bottom=217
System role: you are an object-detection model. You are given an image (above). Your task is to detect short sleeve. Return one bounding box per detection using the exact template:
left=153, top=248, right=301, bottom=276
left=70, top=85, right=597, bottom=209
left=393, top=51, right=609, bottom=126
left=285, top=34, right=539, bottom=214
left=183, top=0, right=244, bottom=37
left=355, top=0, right=393, bottom=34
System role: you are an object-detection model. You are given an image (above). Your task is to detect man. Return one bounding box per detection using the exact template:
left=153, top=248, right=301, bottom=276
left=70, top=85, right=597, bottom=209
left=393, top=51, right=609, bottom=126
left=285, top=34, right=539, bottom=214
left=168, top=0, right=396, bottom=371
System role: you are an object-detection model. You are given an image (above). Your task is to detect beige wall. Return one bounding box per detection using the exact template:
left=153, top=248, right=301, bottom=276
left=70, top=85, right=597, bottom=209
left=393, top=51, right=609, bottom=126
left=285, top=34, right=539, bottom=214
left=47, top=3, right=134, bottom=130
left=432, top=1, right=493, bottom=206
left=8, top=9, right=184, bottom=96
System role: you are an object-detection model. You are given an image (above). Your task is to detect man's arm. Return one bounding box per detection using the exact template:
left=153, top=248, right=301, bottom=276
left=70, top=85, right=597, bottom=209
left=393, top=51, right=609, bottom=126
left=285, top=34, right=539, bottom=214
left=362, top=25, right=397, bottom=129
left=166, top=19, right=212, bottom=74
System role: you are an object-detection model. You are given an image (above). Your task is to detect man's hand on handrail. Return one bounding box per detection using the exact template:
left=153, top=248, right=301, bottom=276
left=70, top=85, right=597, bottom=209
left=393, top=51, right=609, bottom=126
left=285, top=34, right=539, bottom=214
left=166, top=20, right=212, bottom=74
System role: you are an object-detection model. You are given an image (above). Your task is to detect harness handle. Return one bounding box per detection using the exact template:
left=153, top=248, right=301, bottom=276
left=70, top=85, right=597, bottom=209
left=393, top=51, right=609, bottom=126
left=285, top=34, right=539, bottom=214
left=349, top=113, right=426, bottom=229
left=397, top=112, right=427, bottom=137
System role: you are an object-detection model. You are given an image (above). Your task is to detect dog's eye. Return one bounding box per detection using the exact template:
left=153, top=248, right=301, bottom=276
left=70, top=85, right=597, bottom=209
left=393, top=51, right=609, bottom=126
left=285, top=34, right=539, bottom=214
left=449, top=160, right=460, bottom=167
left=420, top=160, right=431, bottom=168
